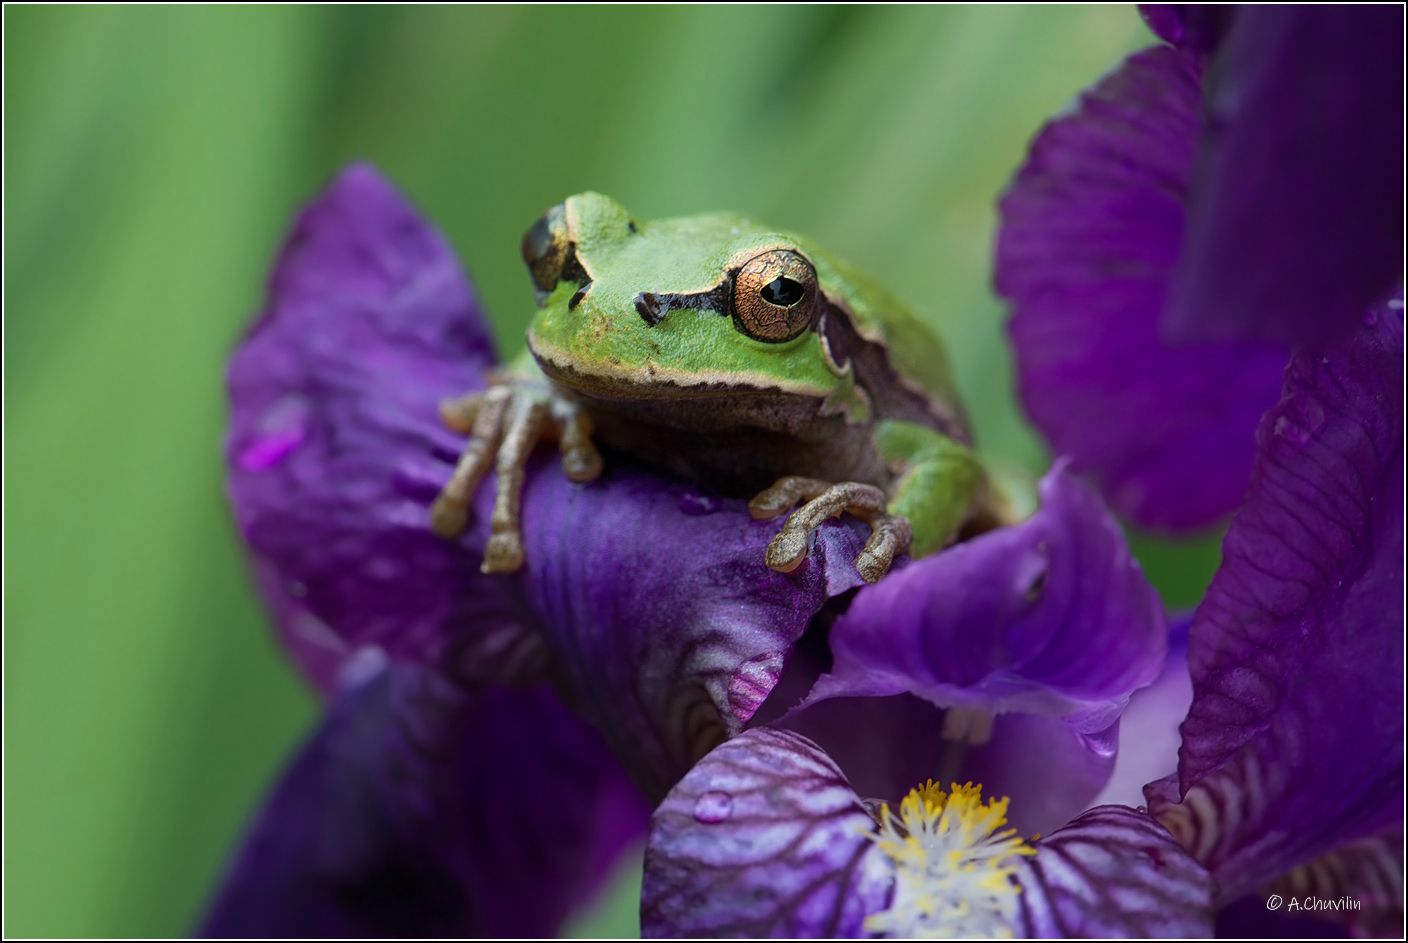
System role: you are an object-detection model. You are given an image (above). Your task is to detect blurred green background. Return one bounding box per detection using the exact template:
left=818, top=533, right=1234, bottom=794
left=5, top=5, right=1215, bottom=937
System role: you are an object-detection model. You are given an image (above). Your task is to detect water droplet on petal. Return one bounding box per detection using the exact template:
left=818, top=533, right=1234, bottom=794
left=237, top=395, right=311, bottom=470
left=1272, top=415, right=1308, bottom=444
left=677, top=489, right=725, bottom=516
left=694, top=790, right=733, bottom=824
left=1273, top=396, right=1325, bottom=446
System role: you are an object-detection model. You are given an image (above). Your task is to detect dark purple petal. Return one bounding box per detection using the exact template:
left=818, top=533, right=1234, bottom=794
left=1262, top=826, right=1405, bottom=937
left=641, top=728, right=889, bottom=938
left=227, top=164, right=543, bottom=694
left=997, top=45, right=1287, bottom=531
left=1015, top=805, right=1215, bottom=937
left=1148, top=304, right=1404, bottom=902
left=807, top=465, right=1166, bottom=719
left=517, top=469, right=868, bottom=800
left=1164, top=6, right=1405, bottom=349
left=1213, top=827, right=1402, bottom=938
left=201, top=658, right=649, bottom=938
left=1139, top=4, right=1236, bottom=54
left=1215, top=894, right=1352, bottom=939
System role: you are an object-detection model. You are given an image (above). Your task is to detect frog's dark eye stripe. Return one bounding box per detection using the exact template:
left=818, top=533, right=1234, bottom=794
left=634, top=282, right=732, bottom=327
left=632, top=248, right=819, bottom=341
left=732, top=249, right=817, bottom=343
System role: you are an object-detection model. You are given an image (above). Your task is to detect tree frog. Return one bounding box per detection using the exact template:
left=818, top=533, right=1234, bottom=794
left=431, top=193, right=995, bottom=582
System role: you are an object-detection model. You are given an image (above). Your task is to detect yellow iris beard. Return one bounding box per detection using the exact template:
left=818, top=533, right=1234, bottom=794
left=866, top=781, right=1035, bottom=939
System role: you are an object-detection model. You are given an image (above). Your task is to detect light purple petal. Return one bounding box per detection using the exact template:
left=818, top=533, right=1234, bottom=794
left=1015, top=805, right=1214, bottom=937
left=997, top=45, right=1287, bottom=531
left=792, top=465, right=1164, bottom=834
left=226, top=164, right=543, bottom=693
left=641, top=728, right=890, bottom=938
left=1164, top=6, right=1405, bottom=349
left=201, top=659, right=648, bottom=938
left=1148, top=304, right=1404, bottom=902
left=774, top=692, right=1115, bottom=837
left=517, top=470, right=868, bottom=800
left=962, top=712, right=1120, bottom=838
left=1091, top=615, right=1193, bottom=809
left=808, top=465, right=1166, bottom=719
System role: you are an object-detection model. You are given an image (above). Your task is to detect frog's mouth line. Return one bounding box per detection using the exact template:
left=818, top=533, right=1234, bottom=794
left=528, top=339, right=828, bottom=404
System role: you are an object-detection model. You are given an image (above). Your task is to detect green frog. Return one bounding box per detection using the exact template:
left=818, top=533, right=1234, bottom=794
left=431, top=192, right=996, bottom=582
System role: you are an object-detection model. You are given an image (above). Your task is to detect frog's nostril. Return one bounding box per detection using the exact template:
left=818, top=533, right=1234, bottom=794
left=521, top=202, right=570, bottom=293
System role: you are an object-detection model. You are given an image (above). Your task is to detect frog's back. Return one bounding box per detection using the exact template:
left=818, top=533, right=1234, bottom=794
left=793, top=236, right=971, bottom=443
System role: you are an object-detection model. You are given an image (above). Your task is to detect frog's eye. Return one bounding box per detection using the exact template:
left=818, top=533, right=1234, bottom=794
left=732, top=249, right=817, bottom=343
left=521, top=202, right=573, bottom=294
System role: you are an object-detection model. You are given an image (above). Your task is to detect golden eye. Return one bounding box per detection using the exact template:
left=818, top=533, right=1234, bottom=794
left=732, top=249, right=817, bottom=343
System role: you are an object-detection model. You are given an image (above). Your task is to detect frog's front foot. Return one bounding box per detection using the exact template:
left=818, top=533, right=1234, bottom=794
left=748, top=476, right=912, bottom=583
left=430, top=378, right=602, bottom=573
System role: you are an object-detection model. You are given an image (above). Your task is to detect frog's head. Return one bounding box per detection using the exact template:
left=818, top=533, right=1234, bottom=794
left=521, top=192, right=869, bottom=420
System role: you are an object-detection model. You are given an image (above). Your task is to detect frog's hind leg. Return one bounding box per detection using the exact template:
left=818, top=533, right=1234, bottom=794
left=749, top=478, right=912, bottom=584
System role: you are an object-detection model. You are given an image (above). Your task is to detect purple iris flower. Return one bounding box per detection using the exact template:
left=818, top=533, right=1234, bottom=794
left=640, top=5, right=1404, bottom=938
left=206, top=164, right=1185, bottom=937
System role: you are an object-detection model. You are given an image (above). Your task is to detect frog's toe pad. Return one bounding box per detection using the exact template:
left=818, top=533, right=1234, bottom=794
left=760, top=480, right=892, bottom=578
left=429, top=496, right=472, bottom=539
left=482, top=530, right=525, bottom=574
left=764, top=530, right=811, bottom=572
left=856, top=514, right=912, bottom=583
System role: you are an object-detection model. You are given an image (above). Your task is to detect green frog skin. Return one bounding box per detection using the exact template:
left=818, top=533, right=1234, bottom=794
left=431, top=192, right=994, bottom=583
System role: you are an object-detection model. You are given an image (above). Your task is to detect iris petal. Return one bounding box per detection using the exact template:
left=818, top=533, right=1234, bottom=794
left=810, top=465, right=1166, bottom=716
left=1015, top=805, right=1214, bottom=937
left=226, top=164, right=540, bottom=693
left=784, top=465, right=1165, bottom=834
left=201, top=659, right=648, bottom=938
left=1261, top=826, right=1405, bottom=936
left=1164, top=6, right=1405, bottom=349
left=1148, top=303, right=1404, bottom=902
left=1139, top=4, right=1236, bottom=54
left=996, top=46, right=1287, bottom=531
left=516, top=469, right=868, bottom=800
left=640, top=728, right=890, bottom=938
